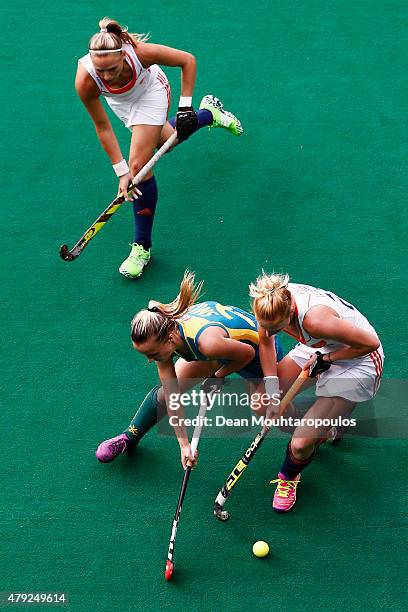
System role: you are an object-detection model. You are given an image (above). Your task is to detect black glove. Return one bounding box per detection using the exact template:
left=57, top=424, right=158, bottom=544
left=176, top=106, right=198, bottom=142
left=309, top=351, right=332, bottom=378
left=201, top=377, right=225, bottom=396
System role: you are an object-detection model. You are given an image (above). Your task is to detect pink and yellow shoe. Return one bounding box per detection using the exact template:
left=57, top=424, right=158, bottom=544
left=270, top=472, right=301, bottom=513
left=95, top=433, right=132, bottom=463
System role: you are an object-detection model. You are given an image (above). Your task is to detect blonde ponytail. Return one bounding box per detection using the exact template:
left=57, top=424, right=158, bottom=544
left=249, top=271, right=291, bottom=323
left=131, top=271, right=203, bottom=345
left=89, top=17, right=150, bottom=54
left=149, top=270, right=203, bottom=318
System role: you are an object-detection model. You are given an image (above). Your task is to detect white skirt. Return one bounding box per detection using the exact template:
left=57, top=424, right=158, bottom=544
left=288, top=343, right=384, bottom=402
left=106, top=66, right=171, bottom=129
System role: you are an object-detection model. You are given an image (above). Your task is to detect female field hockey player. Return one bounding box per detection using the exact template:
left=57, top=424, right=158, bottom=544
left=250, top=273, right=384, bottom=513
left=96, top=272, right=283, bottom=468
left=76, top=17, right=243, bottom=278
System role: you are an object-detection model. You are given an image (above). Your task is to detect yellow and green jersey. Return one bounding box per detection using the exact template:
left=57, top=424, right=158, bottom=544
left=175, top=301, right=283, bottom=377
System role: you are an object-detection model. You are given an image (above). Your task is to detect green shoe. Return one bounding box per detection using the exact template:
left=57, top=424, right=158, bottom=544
left=119, top=243, right=150, bottom=278
left=199, top=95, right=243, bottom=136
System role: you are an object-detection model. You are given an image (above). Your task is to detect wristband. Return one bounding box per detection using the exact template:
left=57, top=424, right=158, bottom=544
left=113, top=159, right=129, bottom=177
left=178, top=96, right=192, bottom=108
left=263, top=375, right=280, bottom=399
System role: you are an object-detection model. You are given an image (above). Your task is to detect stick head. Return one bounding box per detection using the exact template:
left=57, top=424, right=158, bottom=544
left=214, top=503, right=230, bottom=522
left=59, top=245, right=75, bottom=261
left=164, top=560, right=174, bottom=581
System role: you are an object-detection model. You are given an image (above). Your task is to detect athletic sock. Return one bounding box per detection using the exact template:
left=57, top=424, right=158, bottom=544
left=168, top=109, right=213, bottom=132
left=124, top=385, right=166, bottom=444
left=279, top=441, right=316, bottom=480
left=132, top=176, right=158, bottom=249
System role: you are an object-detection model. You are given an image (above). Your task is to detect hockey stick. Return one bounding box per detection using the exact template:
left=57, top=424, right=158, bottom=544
left=164, top=379, right=218, bottom=581
left=213, top=369, right=309, bottom=521
left=59, top=132, right=178, bottom=261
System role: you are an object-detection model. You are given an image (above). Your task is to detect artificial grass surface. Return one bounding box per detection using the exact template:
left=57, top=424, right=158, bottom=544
left=2, top=1, right=407, bottom=610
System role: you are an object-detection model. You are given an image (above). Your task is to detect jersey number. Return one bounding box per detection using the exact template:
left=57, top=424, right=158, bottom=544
left=325, top=292, right=355, bottom=310
left=215, top=304, right=257, bottom=327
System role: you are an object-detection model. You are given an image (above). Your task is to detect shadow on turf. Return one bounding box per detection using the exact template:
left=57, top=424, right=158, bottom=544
left=90, top=439, right=187, bottom=490
left=217, top=439, right=382, bottom=526
left=92, top=444, right=159, bottom=475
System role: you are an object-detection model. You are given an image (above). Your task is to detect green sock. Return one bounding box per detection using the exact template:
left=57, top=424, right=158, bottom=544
left=124, top=385, right=166, bottom=444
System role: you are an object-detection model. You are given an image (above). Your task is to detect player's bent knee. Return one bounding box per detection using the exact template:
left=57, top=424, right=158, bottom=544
left=130, top=161, right=143, bottom=176
left=291, top=437, right=315, bottom=455
left=130, top=157, right=154, bottom=177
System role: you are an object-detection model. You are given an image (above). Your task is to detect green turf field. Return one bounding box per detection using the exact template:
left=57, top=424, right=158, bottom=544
left=2, top=1, right=407, bottom=610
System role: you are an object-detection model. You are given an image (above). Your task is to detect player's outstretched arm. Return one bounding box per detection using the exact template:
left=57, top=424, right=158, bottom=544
left=156, top=360, right=197, bottom=469
left=258, top=326, right=280, bottom=410
left=75, top=65, right=137, bottom=200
